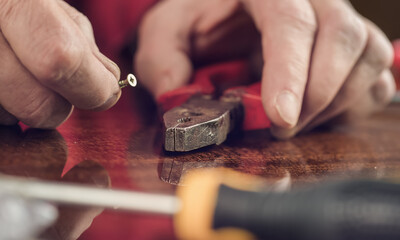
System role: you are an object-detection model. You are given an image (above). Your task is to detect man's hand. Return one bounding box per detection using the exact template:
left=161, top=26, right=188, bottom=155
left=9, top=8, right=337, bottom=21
left=135, top=0, right=396, bottom=139
left=0, top=0, right=121, bottom=128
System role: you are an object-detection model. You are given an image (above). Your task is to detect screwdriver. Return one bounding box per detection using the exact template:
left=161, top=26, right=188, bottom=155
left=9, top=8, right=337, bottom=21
left=1, top=169, right=400, bottom=240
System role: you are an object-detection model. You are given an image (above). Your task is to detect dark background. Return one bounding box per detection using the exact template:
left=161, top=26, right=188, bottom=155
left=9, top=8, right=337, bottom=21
left=351, top=0, right=400, bottom=40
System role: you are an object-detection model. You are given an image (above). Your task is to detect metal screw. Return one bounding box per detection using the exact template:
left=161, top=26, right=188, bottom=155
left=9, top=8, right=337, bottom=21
left=119, top=74, right=137, bottom=88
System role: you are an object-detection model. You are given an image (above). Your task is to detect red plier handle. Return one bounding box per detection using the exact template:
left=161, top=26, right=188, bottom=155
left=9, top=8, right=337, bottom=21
left=157, top=60, right=270, bottom=130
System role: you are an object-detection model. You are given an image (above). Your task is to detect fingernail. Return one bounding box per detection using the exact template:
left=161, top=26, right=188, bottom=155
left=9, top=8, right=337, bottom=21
left=107, top=90, right=122, bottom=107
left=94, top=90, right=121, bottom=111
left=275, top=90, right=300, bottom=128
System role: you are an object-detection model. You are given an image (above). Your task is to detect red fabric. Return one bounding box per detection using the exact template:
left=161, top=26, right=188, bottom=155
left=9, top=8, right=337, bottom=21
left=67, top=0, right=158, bottom=65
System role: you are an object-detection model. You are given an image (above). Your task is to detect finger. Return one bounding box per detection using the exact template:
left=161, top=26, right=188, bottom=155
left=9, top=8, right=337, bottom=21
left=347, top=70, right=396, bottom=116
left=370, top=70, right=397, bottom=107
left=56, top=0, right=121, bottom=83
left=134, top=0, right=196, bottom=98
left=296, top=0, right=368, bottom=127
left=304, top=70, right=395, bottom=131
left=0, top=105, right=18, bottom=126
left=240, top=0, right=317, bottom=128
left=191, top=0, right=259, bottom=63
left=272, top=20, right=394, bottom=139
left=192, top=7, right=260, bottom=64
left=306, top=20, right=394, bottom=131
left=0, top=0, right=120, bottom=111
left=0, top=33, right=73, bottom=128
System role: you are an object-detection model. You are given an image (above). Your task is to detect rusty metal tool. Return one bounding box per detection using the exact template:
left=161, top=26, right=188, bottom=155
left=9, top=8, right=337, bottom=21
left=159, top=60, right=270, bottom=152
left=163, top=95, right=243, bottom=152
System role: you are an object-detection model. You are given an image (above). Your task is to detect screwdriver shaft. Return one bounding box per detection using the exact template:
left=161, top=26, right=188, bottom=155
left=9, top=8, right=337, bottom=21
left=0, top=175, right=179, bottom=215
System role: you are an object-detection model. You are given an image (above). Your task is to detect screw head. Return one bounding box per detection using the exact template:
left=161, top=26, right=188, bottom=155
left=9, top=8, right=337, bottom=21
left=119, top=74, right=138, bottom=88
left=126, top=74, right=137, bottom=87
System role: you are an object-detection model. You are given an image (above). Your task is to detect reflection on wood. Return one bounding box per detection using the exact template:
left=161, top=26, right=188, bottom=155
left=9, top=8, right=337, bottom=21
left=0, top=85, right=399, bottom=239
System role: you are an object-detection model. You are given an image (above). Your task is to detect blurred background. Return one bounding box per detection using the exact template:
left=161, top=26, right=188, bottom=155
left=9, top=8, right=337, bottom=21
left=351, top=0, right=400, bottom=40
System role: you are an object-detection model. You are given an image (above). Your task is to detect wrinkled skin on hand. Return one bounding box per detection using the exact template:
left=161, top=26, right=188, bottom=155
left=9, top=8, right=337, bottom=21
left=0, top=0, right=121, bottom=128
left=135, top=0, right=396, bottom=139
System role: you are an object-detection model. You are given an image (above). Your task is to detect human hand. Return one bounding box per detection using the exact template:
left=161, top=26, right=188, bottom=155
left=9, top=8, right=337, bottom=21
left=135, top=0, right=396, bottom=139
left=0, top=0, right=121, bottom=128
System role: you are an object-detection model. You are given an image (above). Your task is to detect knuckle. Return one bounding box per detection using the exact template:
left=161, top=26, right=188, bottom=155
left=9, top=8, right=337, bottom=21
left=365, top=32, right=394, bottom=70
left=72, top=12, right=94, bottom=35
left=56, top=0, right=96, bottom=41
left=272, top=1, right=317, bottom=34
left=76, top=14, right=92, bottom=28
left=35, top=33, right=83, bottom=85
left=367, top=48, right=393, bottom=72
left=70, top=9, right=90, bottom=25
left=324, top=8, right=368, bottom=50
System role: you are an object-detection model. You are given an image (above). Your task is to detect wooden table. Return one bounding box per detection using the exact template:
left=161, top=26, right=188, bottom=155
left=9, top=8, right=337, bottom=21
left=0, top=86, right=399, bottom=240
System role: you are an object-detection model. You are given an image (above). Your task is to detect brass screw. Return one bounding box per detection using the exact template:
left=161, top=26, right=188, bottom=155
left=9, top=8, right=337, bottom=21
left=119, top=74, right=137, bottom=88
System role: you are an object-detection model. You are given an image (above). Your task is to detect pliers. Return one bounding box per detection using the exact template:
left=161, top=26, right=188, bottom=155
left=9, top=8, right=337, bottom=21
left=158, top=60, right=270, bottom=152
left=159, top=38, right=400, bottom=152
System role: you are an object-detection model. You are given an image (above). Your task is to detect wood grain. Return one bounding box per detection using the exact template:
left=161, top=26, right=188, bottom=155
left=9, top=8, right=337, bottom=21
left=0, top=86, right=399, bottom=239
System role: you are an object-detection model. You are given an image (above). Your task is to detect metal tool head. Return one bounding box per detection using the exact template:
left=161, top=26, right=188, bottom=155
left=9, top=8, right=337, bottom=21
left=163, top=96, right=242, bottom=152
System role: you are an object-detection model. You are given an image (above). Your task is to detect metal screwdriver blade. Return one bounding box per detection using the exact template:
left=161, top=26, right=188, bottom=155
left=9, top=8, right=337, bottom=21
left=0, top=174, right=180, bottom=215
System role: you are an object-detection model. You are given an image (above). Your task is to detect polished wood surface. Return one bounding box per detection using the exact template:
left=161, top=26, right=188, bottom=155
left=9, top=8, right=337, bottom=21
left=0, top=86, right=400, bottom=239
